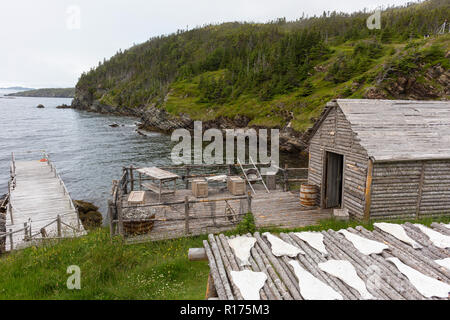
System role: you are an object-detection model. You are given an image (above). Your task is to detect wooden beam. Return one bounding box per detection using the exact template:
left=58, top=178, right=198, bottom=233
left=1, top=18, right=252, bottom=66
left=188, top=248, right=207, bottom=261
left=363, top=159, right=374, bottom=222
left=205, top=272, right=218, bottom=300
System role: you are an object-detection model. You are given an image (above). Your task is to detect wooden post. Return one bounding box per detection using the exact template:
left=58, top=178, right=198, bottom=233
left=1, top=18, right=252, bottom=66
left=247, top=191, right=252, bottom=213
left=227, top=164, right=232, bottom=176
left=56, top=215, right=62, bottom=237
left=139, top=172, right=142, bottom=191
left=415, top=161, right=425, bottom=219
left=107, top=200, right=114, bottom=237
left=363, top=159, right=374, bottom=222
left=23, top=222, right=28, bottom=241
left=9, top=229, right=13, bottom=251
left=8, top=181, right=13, bottom=225
left=185, top=167, right=190, bottom=189
left=130, top=165, right=134, bottom=191
left=118, top=193, right=124, bottom=237
left=284, top=164, right=288, bottom=192
left=184, top=196, right=190, bottom=235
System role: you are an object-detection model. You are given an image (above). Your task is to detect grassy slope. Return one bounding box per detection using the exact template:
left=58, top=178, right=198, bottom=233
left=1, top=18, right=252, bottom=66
left=1, top=215, right=449, bottom=299
left=164, top=34, right=449, bottom=131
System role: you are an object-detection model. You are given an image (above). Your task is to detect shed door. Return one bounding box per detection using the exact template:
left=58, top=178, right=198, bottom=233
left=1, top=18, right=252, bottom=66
left=325, top=152, right=343, bottom=208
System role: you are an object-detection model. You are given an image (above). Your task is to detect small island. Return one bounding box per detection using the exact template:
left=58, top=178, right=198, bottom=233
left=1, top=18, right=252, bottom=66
left=6, top=88, right=75, bottom=98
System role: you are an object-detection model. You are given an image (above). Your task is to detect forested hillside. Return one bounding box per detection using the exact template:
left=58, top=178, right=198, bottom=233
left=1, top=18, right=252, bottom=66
left=73, top=0, right=450, bottom=150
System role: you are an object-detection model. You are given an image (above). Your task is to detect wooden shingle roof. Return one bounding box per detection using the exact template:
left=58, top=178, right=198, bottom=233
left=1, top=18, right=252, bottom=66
left=336, top=99, right=450, bottom=162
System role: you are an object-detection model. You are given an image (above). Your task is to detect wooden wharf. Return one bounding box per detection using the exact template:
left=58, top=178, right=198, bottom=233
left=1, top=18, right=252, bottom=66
left=2, top=151, right=85, bottom=251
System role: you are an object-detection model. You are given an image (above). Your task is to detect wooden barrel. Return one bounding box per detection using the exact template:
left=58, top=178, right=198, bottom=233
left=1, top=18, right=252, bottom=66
left=300, top=184, right=318, bottom=208
left=123, top=213, right=156, bottom=235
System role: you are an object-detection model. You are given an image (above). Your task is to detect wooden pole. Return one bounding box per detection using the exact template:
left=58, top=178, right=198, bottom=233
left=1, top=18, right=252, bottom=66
left=7, top=180, right=13, bottom=224
left=23, top=222, right=28, bottom=241
left=56, top=215, right=62, bottom=237
left=107, top=200, right=114, bottom=237
left=205, top=273, right=218, bottom=299
left=9, top=229, right=13, bottom=251
left=117, top=193, right=124, bottom=236
left=188, top=248, right=207, bottom=261
left=184, top=196, right=190, bottom=234
left=363, top=159, right=374, bottom=222
left=247, top=191, right=252, bottom=213
left=139, top=172, right=142, bottom=190
left=185, top=167, right=190, bottom=189
left=130, top=165, right=134, bottom=191
left=284, top=164, right=288, bottom=192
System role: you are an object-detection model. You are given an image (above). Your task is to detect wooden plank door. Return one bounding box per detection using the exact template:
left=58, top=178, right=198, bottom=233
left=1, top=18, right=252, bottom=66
left=325, top=152, right=343, bottom=208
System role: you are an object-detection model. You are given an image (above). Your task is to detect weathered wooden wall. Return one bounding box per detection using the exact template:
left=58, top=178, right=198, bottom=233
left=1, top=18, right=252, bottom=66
left=371, top=160, right=450, bottom=219
left=308, top=103, right=369, bottom=220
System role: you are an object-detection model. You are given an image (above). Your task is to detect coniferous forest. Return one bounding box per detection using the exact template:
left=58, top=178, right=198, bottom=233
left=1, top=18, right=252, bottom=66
left=74, top=0, right=449, bottom=135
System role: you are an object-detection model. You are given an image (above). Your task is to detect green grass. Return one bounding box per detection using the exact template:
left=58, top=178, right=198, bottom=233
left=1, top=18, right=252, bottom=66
left=0, top=230, right=209, bottom=300
left=1, top=215, right=449, bottom=299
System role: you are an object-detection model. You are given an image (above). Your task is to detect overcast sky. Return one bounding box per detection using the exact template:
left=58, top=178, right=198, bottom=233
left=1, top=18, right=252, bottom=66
left=0, top=0, right=415, bottom=88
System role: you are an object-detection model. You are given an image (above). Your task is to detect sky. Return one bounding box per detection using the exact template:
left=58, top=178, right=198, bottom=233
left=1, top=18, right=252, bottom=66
left=0, top=0, right=416, bottom=88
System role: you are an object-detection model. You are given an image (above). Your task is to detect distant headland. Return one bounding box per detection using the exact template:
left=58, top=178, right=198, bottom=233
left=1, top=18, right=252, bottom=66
left=6, top=88, right=75, bottom=98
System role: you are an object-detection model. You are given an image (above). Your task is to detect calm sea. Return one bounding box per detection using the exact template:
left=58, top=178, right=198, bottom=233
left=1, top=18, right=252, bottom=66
left=0, top=89, right=305, bottom=215
left=0, top=89, right=173, bottom=214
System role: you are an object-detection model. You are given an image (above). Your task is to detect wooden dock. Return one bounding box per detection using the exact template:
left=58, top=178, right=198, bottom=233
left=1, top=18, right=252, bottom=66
left=110, top=165, right=332, bottom=243
left=4, top=152, right=85, bottom=251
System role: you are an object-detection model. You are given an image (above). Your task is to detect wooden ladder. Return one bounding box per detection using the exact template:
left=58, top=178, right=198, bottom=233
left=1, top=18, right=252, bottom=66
left=237, top=157, right=269, bottom=194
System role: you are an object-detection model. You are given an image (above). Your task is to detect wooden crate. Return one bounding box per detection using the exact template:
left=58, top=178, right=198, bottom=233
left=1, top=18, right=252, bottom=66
left=227, top=176, right=246, bottom=195
left=192, top=179, right=208, bottom=198
left=127, top=191, right=145, bottom=205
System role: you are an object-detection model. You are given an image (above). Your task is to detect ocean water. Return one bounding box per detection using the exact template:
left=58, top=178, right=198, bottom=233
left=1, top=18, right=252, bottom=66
left=0, top=89, right=173, bottom=214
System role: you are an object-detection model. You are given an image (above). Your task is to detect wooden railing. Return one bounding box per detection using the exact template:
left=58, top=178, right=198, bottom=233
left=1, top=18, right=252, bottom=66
left=0, top=214, right=82, bottom=252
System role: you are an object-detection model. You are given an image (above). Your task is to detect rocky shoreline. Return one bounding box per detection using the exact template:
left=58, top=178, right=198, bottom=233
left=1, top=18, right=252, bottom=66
left=70, top=97, right=307, bottom=152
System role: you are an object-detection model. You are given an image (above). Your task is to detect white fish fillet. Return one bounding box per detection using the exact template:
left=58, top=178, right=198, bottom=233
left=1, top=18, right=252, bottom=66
left=374, top=222, right=422, bottom=249
left=414, top=224, right=450, bottom=249
left=318, top=260, right=374, bottom=300
left=338, top=229, right=388, bottom=255
left=230, top=270, right=267, bottom=300
left=228, top=236, right=256, bottom=266
left=435, top=258, right=450, bottom=271
left=387, top=257, right=450, bottom=298
left=263, top=232, right=304, bottom=257
left=293, top=232, right=328, bottom=255
left=288, top=260, right=343, bottom=300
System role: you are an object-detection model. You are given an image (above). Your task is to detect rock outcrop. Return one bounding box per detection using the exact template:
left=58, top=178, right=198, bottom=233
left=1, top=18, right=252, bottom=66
left=73, top=200, right=102, bottom=230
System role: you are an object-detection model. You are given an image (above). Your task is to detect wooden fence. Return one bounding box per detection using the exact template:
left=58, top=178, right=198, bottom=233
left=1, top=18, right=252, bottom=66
left=107, top=163, right=308, bottom=240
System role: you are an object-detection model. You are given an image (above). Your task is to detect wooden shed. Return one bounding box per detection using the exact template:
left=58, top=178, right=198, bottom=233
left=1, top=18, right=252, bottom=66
left=306, top=99, right=450, bottom=221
